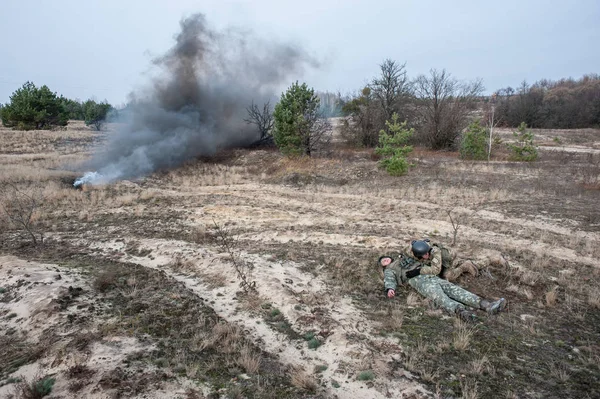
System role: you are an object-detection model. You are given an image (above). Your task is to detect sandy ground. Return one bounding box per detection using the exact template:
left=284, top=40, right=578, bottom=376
left=1, top=121, right=600, bottom=398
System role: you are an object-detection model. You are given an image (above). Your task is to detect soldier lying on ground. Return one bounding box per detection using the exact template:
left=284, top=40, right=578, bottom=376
left=380, top=240, right=507, bottom=322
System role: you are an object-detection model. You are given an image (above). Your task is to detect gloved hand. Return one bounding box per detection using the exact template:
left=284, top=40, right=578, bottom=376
left=405, top=268, right=421, bottom=278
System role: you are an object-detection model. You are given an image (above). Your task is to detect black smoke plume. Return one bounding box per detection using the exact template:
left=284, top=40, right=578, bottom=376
left=79, top=13, right=316, bottom=184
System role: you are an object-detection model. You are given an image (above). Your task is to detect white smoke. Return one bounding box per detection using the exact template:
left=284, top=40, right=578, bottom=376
left=73, top=172, right=104, bottom=187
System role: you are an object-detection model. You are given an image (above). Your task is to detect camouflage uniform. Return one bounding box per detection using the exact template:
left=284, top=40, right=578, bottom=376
left=402, top=242, right=478, bottom=281
left=383, top=256, right=482, bottom=314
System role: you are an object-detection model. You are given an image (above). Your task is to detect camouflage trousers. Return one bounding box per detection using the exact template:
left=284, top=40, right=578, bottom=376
left=408, top=275, right=481, bottom=314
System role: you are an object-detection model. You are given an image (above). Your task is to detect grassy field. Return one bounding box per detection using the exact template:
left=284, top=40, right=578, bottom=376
left=0, top=120, right=599, bottom=398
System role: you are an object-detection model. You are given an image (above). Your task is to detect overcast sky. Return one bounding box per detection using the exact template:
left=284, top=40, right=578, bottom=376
left=1, top=0, right=598, bottom=106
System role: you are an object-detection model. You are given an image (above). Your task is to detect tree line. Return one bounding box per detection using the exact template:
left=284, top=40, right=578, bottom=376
left=0, top=81, right=113, bottom=130
left=494, top=75, right=600, bottom=129
left=245, top=60, right=568, bottom=174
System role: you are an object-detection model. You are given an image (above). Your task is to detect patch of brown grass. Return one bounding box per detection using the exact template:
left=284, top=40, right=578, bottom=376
left=406, top=292, right=421, bottom=306
left=237, top=345, right=262, bottom=374
left=469, top=355, right=492, bottom=375
left=453, top=321, right=476, bottom=351
left=93, top=269, right=118, bottom=292
left=545, top=287, right=558, bottom=307
left=289, top=367, right=318, bottom=392
left=519, top=270, right=541, bottom=286
left=587, top=287, right=600, bottom=309
left=460, top=378, right=479, bottom=399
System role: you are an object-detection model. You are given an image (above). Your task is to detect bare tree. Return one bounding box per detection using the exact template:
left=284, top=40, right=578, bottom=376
left=300, top=110, right=332, bottom=157
left=370, top=59, right=411, bottom=121
left=244, top=101, right=274, bottom=146
left=0, top=183, right=44, bottom=245
left=413, top=69, right=484, bottom=149
left=340, top=87, right=382, bottom=147
left=483, top=93, right=503, bottom=160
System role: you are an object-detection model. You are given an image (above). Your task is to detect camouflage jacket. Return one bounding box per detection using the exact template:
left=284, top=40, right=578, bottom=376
left=402, top=243, right=447, bottom=277
left=383, top=256, right=422, bottom=292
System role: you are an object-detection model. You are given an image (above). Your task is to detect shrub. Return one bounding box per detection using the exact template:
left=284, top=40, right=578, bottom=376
left=508, top=122, right=538, bottom=161
left=375, top=113, right=413, bottom=176
left=15, top=376, right=55, bottom=398
left=273, top=81, right=330, bottom=156
left=357, top=370, right=375, bottom=381
left=60, top=97, right=84, bottom=120
left=1, top=82, right=68, bottom=130
left=82, top=100, right=112, bottom=130
left=460, top=120, right=488, bottom=160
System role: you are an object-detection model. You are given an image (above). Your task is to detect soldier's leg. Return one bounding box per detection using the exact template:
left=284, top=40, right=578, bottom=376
left=408, top=276, right=463, bottom=314
left=444, top=259, right=479, bottom=282
left=438, top=279, right=482, bottom=309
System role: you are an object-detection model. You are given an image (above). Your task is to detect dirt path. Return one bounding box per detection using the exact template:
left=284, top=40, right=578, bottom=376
left=82, top=238, right=429, bottom=398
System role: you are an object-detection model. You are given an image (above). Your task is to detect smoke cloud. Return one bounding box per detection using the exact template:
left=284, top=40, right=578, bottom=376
left=81, top=13, right=316, bottom=184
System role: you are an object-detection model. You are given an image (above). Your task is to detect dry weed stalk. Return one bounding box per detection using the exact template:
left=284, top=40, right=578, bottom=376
left=212, top=220, right=256, bottom=293
left=446, top=204, right=484, bottom=245
left=0, top=182, right=45, bottom=245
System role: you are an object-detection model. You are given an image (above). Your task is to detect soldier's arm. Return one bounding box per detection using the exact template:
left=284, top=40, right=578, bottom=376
left=383, top=266, right=399, bottom=292
left=419, top=247, right=442, bottom=275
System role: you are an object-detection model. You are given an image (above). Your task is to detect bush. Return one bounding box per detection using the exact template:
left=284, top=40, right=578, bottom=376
left=460, top=120, right=488, bottom=160
left=15, top=376, right=55, bottom=398
left=82, top=100, right=112, bottom=130
left=380, top=155, right=409, bottom=176
left=273, top=82, right=330, bottom=156
left=375, top=113, right=413, bottom=176
left=1, top=82, right=68, bottom=130
left=508, top=122, right=538, bottom=161
left=60, top=97, right=84, bottom=120
left=357, top=370, right=375, bottom=381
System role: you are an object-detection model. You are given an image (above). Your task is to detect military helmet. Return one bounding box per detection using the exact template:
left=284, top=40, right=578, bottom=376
left=411, top=240, right=430, bottom=258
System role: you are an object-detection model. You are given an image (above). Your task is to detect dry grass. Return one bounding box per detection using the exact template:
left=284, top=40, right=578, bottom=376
left=519, top=270, right=541, bottom=286
left=469, top=355, right=491, bottom=375
left=406, top=292, right=421, bottom=306
left=237, top=345, right=262, bottom=374
left=13, top=375, right=56, bottom=399
left=380, top=303, right=404, bottom=331
left=460, top=378, right=479, bottom=399
left=587, top=287, right=600, bottom=309
left=205, top=322, right=242, bottom=354
left=545, top=287, right=558, bottom=307
left=419, top=367, right=439, bottom=383
left=289, top=367, right=318, bottom=392
left=548, top=362, right=570, bottom=383
left=453, top=321, right=476, bottom=351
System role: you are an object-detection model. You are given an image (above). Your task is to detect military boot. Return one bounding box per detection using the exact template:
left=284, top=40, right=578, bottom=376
left=480, top=298, right=507, bottom=314
left=456, top=308, right=477, bottom=323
